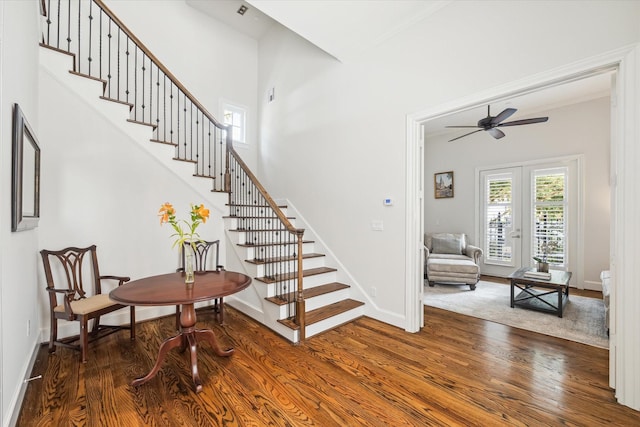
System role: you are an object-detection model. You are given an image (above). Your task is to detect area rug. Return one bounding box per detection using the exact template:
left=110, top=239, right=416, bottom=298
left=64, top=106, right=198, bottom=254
left=424, top=280, right=609, bottom=349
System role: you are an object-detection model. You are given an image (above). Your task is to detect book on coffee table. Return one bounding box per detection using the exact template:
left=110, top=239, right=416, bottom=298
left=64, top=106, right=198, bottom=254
left=523, top=270, right=552, bottom=280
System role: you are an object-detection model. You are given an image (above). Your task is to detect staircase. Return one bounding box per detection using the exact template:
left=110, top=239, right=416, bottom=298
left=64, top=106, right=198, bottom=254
left=39, top=0, right=364, bottom=343
left=224, top=202, right=364, bottom=342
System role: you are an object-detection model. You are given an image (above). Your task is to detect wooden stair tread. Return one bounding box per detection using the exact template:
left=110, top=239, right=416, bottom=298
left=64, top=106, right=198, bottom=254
left=278, top=299, right=364, bottom=330
left=227, top=203, right=288, bottom=209
left=266, top=282, right=350, bottom=305
left=246, top=253, right=325, bottom=265
left=127, top=119, right=157, bottom=130
left=171, top=157, right=196, bottom=163
left=224, top=215, right=295, bottom=220
left=150, top=138, right=178, bottom=146
left=237, top=240, right=314, bottom=248
left=230, top=228, right=299, bottom=232
left=99, top=96, right=134, bottom=109
left=69, top=70, right=106, bottom=85
left=256, top=267, right=336, bottom=284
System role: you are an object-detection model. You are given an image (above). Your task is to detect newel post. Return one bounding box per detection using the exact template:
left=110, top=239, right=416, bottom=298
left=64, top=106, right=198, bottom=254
left=295, top=232, right=306, bottom=342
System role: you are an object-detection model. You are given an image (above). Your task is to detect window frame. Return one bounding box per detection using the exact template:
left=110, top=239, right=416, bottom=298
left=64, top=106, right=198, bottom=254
left=221, top=102, right=247, bottom=144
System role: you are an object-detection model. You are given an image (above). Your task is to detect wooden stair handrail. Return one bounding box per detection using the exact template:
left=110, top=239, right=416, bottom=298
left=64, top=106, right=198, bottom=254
left=229, top=147, right=304, bottom=236
left=93, top=0, right=226, bottom=130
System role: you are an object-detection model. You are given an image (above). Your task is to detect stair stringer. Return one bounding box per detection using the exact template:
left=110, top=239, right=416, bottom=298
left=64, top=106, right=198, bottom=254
left=39, top=46, right=228, bottom=215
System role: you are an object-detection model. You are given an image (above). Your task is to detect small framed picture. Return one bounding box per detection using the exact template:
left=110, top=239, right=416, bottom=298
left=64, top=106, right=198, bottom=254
left=434, top=171, right=454, bottom=199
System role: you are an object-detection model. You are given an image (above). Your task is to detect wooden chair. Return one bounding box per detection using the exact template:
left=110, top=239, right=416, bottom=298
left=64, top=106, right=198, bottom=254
left=40, top=245, right=135, bottom=363
left=175, top=240, right=224, bottom=329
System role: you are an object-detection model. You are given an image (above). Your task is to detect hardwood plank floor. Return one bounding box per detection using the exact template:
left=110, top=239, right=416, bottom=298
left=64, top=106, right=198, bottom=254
left=17, top=303, right=639, bottom=426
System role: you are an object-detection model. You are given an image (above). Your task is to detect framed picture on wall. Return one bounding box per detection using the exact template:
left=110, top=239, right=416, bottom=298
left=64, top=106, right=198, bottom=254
left=434, top=171, right=454, bottom=199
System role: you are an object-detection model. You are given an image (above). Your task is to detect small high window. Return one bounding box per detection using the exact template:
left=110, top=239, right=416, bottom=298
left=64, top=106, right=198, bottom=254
left=223, top=103, right=246, bottom=144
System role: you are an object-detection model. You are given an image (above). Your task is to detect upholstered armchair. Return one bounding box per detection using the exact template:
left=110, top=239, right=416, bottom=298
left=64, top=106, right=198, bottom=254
left=424, top=232, right=482, bottom=290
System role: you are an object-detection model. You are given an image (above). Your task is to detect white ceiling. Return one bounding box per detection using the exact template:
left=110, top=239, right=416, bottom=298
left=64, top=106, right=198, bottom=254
left=245, top=0, right=450, bottom=61
left=422, top=71, right=613, bottom=142
left=186, top=0, right=450, bottom=61
left=185, top=0, right=613, bottom=141
left=185, top=0, right=276, bottom=40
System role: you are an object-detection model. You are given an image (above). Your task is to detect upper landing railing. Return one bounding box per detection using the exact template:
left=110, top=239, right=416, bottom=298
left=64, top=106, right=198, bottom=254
left=41, top=0, right=230, bottom=190
left=40, top=0, right=307, bottom=340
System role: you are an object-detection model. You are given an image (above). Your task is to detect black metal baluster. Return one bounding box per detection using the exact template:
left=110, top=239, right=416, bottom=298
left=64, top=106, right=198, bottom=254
left=148, top=59, right=153, bottom=126
left=183, top=94, right=187, bottom=158
left=46, top=0, right=52, bottom=46
left=107, top=18, right=112, bottom=98
left=141, top=54, right=146, bottom=123
left=156, top=67, right=160, bottom=139
left=176, top=89, right=180, bottom=152
left=88, top=1, right=93, bottom=75
left=98, top=8, right=102, bottom=80
left=133, top=45, right=137, bottom=121
left=125, top=37, right=129, bottom=104
left=170, top=81, right=174, bottom=143
left=194, top=102, right=198, bottom=162
left=208, top=122, right=212, bottom=178
left=116, top=29, right=120, bottom=100
left=66, top=0, right=71, bottom=51
left=76, top=0, right=80, bottom=73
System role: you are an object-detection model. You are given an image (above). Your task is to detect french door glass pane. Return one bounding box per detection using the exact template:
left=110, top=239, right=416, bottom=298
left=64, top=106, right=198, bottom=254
left=486, top=177, right=512, bottom=262
left=532, top=169, right=567, bottom=267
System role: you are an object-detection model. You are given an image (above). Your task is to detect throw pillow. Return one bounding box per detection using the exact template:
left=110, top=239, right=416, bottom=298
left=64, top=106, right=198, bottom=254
left=432, top=236, right=463, bottom=255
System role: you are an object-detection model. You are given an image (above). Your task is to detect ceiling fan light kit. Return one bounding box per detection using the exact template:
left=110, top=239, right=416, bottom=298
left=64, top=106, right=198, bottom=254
left=446, top=105, right=549, bottom=142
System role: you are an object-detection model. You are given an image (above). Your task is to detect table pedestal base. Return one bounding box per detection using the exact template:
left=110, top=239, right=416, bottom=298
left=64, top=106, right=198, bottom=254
left=132, top=303, right=232, bottom=393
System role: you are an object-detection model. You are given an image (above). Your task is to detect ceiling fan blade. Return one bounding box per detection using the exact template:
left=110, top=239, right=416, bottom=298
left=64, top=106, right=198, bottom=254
left=490, top=108, right=517, bottom=125
left=448, top=129, right=483, bottom=142
left=497, top=117, right=549, bottom=127
left=445, top=125, right=481, bottom=128
left=487, top=128, right=506, bottom=139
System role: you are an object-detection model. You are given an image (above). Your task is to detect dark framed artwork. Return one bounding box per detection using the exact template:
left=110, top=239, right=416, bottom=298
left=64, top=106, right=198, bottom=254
left=434, top=171, right=454, bottom=199
left=12, top=104, right=41, bottom=232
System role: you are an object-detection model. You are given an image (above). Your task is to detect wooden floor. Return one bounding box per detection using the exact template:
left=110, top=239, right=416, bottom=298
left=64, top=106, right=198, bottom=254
left=17, top=301, right=639, bottom=426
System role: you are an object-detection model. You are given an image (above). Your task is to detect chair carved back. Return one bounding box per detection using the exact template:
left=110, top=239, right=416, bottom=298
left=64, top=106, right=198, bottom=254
left=180, top=240, right=222, bottom=272
left=41, top=245, right=100, bottom=304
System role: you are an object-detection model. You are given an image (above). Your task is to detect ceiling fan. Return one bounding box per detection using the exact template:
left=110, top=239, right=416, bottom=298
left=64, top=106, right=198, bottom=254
left=446, top=105, right=549, bottom=142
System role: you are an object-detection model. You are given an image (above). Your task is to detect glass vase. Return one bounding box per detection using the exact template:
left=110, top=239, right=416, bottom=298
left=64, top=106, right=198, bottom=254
left=185, top=252, right=195, bottom=285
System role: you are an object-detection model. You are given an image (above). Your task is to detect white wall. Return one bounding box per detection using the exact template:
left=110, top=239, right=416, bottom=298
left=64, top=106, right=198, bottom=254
left=424, top=97, right=611, bottom=287
left=0, top=2, right=42, bottom=425
left=37, top=63, right=228, bottom=326
left=256, top=1, right=640, bottom=323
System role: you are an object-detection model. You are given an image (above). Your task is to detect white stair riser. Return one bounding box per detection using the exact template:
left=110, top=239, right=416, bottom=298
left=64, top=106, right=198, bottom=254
left=251, top=256, right=326, bottom=277
left=236, top=242, right=315, bottom=260
left=225, top=216, right=296, bottom=230
left=257, top=271, right=338, bottom=298
left=305, top=307, right=364, bottom=338
left=300, top=288, right=351, bottom=312
left=231, top=231, right=300, bottom=246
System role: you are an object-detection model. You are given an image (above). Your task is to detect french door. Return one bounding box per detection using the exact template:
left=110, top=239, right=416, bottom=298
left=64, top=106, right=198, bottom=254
left=479, top=160, right=577, bottom=281
left=480, top=167, right=522, bottom=277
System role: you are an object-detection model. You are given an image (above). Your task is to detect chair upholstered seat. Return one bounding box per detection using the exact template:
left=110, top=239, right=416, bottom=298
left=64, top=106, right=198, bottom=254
left=427, top=257, right=480, bottom=275
left=53, top=293, right=116, bottom=315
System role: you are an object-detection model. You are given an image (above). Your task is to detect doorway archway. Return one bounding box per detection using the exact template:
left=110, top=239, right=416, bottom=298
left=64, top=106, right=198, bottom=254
left=404, top=44, right=640, bottom=410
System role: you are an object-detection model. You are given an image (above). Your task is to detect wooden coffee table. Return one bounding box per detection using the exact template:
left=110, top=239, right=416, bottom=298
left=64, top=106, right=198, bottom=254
left=509, top=267, right=572, bottom=318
